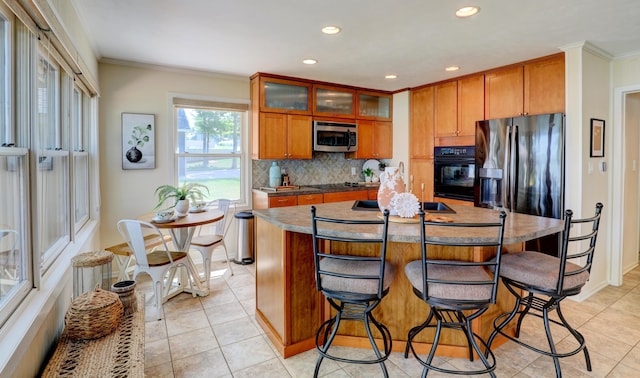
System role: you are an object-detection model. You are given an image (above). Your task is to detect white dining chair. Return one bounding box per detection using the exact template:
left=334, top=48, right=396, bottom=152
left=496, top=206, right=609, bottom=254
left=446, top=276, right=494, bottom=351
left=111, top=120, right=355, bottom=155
left=117, top=219, right=200, bottom=320
left=189, top=199, right=234, bottom=289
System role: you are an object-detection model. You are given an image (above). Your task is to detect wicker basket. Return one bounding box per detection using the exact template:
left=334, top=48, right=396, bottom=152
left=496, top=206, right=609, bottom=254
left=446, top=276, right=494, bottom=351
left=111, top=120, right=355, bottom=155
left=65, top=287, right=123, bottom=340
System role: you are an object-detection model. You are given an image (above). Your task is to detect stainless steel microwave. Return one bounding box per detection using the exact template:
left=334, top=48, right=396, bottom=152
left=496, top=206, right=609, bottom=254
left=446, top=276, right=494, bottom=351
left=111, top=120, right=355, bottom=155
left=313, top=120, right=358, bottom=152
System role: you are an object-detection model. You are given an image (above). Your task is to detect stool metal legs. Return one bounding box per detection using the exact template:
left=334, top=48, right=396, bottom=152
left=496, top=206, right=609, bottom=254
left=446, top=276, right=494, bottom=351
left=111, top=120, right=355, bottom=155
left=314, top=298, right=392, bottom=378
left=405, top=307, right=497, bottom=378
left=488, top=282, right=592, bottom=378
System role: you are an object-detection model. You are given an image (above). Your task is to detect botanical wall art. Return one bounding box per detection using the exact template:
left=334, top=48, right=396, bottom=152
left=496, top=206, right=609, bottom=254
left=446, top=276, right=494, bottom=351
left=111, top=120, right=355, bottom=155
left=122, top=113, right=155, bottom=170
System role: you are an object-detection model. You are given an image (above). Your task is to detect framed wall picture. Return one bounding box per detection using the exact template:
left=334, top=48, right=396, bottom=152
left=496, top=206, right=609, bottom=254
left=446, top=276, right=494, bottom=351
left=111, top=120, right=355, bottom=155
left=122, top=113, right=155, bottom=170
left=590, top=118, right=605, bottom=158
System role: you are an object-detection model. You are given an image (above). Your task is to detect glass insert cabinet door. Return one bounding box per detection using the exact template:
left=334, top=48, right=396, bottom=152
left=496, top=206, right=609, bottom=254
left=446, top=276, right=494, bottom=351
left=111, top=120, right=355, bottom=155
left=358, top=92, right=392, bottom=120
left=261, top=78, right=311, bottom=114
left=313, top=85, right=355, bottom=118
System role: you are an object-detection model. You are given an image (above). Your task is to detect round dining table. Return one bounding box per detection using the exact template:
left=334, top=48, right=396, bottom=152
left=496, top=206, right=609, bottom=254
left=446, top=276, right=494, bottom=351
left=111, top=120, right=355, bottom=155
left=137, top=208, right=224, bottom=298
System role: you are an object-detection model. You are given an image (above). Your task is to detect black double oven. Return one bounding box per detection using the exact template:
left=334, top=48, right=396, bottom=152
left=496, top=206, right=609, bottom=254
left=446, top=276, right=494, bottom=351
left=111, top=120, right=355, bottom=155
left=433, top=146, right=475, bottom=202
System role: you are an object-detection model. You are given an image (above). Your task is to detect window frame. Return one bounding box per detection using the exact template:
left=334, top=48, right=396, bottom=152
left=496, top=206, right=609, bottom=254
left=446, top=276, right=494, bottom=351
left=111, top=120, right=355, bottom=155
left=170, top=95, right=251, bottom=207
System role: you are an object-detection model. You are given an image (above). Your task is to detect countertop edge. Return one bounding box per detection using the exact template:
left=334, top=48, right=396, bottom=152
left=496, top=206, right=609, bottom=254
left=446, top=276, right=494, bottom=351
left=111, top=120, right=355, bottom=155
left=252, top=202, right=565, bottom=245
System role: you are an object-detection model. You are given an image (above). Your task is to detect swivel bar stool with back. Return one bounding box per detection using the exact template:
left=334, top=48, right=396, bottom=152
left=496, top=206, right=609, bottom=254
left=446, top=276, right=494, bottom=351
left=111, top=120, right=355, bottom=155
left=487, top=202, right=603, bottom=377
left=404, top=210, right=507, bottom=378
left=310, top=206, right=394, bottom=378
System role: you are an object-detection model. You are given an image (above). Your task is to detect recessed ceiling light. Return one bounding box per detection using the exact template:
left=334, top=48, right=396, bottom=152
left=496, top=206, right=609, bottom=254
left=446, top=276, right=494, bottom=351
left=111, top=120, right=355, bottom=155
left=385, top=74, right=397, bottom=79
left=322, top=26, right=341, bottom=35
left=455, top=6, right=480, bottom=18
left=303, top=59, right=318, bottom=65
left=445, top=66, right=460, bottom=72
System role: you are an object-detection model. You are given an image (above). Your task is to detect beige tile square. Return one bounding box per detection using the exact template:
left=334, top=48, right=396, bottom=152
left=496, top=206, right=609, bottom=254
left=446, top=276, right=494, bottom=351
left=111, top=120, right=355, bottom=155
left=221, top=335, right=277, bottom=372
left=169, top=327, right=219, bottom=361
left=145, top=317, right=168, bottom=343
left=200, top=288, right=239, bottom=308
left=279, top=348, right=341, bottom=377
left=144, top=361, right=174, bottom=378
left=234, top=358, right=291, bottom=378
left=619, top=345, right=640, bottom=370
left=172, top=347, right=231, bottom=378
left=165, top=308, right=211, bottom=337
left=212, top=316, right=260, bottom=346
left=204, top=300, right=247, bottom=325
left=146, top=338, right=171, bottom=368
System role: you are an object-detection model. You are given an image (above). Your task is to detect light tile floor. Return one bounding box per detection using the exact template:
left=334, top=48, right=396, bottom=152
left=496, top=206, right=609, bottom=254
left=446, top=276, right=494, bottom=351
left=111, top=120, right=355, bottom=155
left=140, top=259, right=640, bottom=377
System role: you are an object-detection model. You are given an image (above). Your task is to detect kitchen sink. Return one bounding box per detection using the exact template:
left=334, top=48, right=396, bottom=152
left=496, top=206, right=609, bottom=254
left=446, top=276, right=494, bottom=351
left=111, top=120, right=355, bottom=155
left=351, top=200, right=456, bottom=213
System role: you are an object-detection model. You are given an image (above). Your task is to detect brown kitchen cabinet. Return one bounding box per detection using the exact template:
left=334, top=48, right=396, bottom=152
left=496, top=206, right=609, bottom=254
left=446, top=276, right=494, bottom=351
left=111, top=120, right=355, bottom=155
left=457, top=74, right=485, bottom=138
left=410, top=86, right=435, bottom=159
left=434, top=75, right=484, bottom=147
left=323, top=190, right=369, bottom=203
left=434, top=81, right=458, bottom=138
left=256, top=76, right=312, bottom=115
left=357, top=90, right=392, bottom=120
left=524, top=56, right=565, bottom=115
left=253, top=113, right=313, bottom=159
left=313, top=84, right=356, bottom=119
left=409, top=158, right=434, bottom=202
left=347, top=119, right=392, bottom=159
left=297, top=193, right=323, bottom=205
left=485, top=54, right=564, bottom=119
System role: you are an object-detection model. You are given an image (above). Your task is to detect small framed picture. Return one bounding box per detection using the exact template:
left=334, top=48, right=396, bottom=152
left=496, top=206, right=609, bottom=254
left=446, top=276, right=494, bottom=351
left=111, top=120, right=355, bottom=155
left=590, top=118, right=605, bottom=158
left=122, top=113, right=155, bottom=170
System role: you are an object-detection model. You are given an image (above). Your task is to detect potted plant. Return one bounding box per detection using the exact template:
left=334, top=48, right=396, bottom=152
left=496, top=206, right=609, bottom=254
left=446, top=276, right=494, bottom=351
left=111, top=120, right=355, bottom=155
left=125, top=123, right=152, bottom=163
left=363, top=167, right=373, bottom=182
left=154, top=183, right=209, bottom=215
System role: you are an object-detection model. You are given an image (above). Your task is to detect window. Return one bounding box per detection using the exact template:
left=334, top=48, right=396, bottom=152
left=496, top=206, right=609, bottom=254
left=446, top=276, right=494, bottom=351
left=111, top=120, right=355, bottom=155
left=34, top=44, right=70, bottom=269
left=0, top=5, right=97, bottom=329
left=173, top=98, right=249, bottom=203
left=72, top=87, right=89, bottom=231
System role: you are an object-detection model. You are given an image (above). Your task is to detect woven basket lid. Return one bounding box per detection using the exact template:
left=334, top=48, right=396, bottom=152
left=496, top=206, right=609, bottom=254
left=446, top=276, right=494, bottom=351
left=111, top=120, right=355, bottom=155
left=70, top=287, right=119, bottom=311
left=66, top=287, right=123, bottom=340
left=72, top=250, right=114, bottom=268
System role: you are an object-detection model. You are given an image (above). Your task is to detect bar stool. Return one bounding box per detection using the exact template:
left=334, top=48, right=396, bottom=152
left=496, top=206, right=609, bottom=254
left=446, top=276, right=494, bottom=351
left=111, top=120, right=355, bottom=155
left=310, top=206, right=394, bottom=378
left=404, top=210, right=507, bottom=378
left=488, top=203, right=603, bottom=378
left=72, top=250, right=114, bottom=299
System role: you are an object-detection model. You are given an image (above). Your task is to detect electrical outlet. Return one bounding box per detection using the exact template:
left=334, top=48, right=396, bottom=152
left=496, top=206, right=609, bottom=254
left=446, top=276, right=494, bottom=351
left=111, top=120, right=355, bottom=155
left=351, top=167, right=356, bottom=176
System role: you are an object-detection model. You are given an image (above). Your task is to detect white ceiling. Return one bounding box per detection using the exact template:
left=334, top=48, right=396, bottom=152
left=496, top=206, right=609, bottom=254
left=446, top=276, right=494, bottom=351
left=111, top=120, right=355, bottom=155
left=72, top=0, right=640, bottom=91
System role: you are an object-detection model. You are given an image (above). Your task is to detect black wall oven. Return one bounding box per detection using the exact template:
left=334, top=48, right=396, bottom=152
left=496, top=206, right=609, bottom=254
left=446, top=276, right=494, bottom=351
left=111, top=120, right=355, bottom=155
left=434, top=146, right=475, bottom=202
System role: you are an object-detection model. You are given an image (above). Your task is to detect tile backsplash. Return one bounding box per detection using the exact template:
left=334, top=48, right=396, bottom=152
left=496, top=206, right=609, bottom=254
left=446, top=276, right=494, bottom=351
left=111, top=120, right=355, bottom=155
left=252, top=152, right=388, bottom=187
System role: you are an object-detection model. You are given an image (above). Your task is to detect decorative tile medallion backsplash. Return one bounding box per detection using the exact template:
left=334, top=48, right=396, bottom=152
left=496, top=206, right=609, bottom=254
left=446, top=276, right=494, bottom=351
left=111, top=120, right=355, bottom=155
left=252, top=152, right=386, bottom=188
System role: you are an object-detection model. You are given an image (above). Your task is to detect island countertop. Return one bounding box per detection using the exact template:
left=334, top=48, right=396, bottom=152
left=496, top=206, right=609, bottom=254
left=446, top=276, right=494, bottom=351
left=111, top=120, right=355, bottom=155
left=252, top=201, right=564, bottom=244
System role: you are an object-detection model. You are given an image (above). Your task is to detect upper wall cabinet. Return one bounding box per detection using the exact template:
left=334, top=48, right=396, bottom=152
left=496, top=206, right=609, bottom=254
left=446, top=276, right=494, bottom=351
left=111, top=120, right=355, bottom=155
left=433, top=74, right=484, bottom=147
left=485, top=54, right=565, bottom=119
left=259, top=76, right=312, bottom=115
left=524, top=56, right=565, bottom=115
left=313, top=84, right=355, bottom=119
left=357, top=90, right=392, bottom=120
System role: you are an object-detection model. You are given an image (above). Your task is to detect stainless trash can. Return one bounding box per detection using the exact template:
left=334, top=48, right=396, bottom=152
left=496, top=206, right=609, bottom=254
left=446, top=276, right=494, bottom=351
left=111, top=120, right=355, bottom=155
left=234, top=211, right=255, bottom=264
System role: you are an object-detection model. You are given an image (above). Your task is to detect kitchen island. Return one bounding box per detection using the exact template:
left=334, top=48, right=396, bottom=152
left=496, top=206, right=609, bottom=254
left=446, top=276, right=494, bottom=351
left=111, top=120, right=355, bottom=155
left=252, top=201, right=564, bottom=358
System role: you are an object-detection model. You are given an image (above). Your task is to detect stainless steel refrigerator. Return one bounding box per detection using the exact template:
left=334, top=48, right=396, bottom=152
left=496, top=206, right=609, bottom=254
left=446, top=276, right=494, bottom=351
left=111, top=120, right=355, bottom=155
left=474, top=113, right=565, bottom=254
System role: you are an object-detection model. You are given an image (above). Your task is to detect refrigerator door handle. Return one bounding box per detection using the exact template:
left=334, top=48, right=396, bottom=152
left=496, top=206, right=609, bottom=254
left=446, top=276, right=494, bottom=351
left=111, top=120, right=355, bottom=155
left=503, top=125, right=511, bottom=211
left=510, top=124, right=518, bottom=212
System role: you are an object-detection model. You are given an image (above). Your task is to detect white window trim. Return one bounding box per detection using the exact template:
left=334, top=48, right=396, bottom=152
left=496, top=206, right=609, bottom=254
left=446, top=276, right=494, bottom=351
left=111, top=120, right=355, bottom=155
left=167, top=93, right=251, bottom=209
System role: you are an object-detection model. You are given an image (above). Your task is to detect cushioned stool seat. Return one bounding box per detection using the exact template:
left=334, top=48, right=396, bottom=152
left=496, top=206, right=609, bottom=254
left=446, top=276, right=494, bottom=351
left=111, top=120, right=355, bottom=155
left=498, top=251, right=590, bottom=292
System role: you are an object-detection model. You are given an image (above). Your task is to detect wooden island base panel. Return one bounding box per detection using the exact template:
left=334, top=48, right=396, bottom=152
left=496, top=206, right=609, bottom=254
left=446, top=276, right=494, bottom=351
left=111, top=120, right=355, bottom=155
left=252, top=201, right=564, bottom=358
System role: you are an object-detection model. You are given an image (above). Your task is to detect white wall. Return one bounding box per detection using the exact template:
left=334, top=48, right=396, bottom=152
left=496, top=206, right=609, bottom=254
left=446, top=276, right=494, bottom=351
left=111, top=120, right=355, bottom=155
left=563, top=43, right=612, bottom=299
left=390, top=91, right=410, bottom=179
left=98, top=62, right=249, bottom=248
